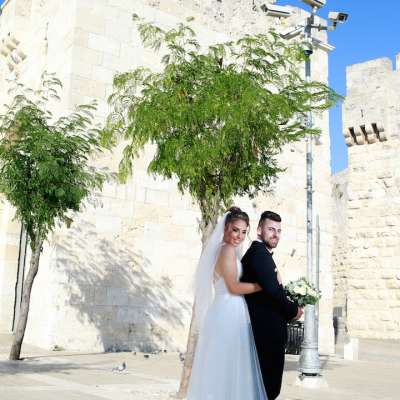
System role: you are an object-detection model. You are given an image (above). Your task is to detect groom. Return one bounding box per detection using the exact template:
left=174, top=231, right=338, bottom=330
left=241, top=211, right=303, bottom=400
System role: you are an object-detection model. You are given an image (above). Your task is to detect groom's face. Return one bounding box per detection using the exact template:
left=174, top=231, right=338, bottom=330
left=257, top=219, right=281, bottom=250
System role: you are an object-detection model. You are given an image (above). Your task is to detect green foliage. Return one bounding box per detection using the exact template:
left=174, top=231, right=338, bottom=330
left=0, top=73, right=106, bottom=247
left=105, top=17, right=341, bottom=226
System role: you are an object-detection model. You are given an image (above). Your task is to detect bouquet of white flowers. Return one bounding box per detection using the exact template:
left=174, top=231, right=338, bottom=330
left=285, top=277, right=321, bottom=307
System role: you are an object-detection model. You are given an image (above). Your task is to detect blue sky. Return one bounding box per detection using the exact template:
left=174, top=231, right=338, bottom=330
left=1, top=0, right=399, bottom=173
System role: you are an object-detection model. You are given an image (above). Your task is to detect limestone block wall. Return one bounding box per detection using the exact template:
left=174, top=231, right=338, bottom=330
left=0, top=0, right=79, bottom=336
left=331, top=170, right=348, bottom=315
left=0, top=0, right=54, bottom=334
left=0, top=202, right=21, bottom=332
left=0, top=0, right=335, bottom=354
left=339, top=56, right=400, bottom=338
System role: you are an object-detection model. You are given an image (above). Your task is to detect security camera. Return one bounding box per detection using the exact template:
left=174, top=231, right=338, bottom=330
left=328, top=11, right=349, bottom=24
left=280, top=25, right=304, bottom=40
left=301, top=0, right=326, bottom=9
left=260, top=4, right=292, bottom=18
left=301, top=41, right=313, bottom=56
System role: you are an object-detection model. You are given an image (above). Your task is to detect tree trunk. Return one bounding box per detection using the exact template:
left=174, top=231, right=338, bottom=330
left=9, top=237, right=43, bottom=360
left=175, top=303, right=198, bottom=399
left=176, top=198, right=220, bottom=398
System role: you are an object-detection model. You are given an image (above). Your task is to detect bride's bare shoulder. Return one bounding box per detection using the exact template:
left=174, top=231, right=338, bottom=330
left=219, top=243, right=236, bottom=258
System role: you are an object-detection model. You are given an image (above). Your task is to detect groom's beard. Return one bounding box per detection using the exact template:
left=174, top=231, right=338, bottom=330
left=258, top=236, right=279, bottom=250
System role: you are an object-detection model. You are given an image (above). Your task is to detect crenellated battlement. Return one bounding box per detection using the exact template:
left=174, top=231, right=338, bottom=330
left=0, top=33, right=27, bottom=75
left=342, top=55, right=400, bottom=147
left=343, top=123, right=386, bottom=146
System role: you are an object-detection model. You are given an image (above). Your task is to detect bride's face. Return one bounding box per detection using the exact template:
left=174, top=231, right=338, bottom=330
left=223, top=219, right=248, bottom=247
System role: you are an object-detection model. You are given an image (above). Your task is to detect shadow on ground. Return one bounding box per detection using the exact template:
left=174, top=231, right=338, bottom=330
left=0, top=359, right=85, bottom=375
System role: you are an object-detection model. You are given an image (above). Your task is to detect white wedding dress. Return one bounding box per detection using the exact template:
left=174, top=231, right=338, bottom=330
left=187, top=253, right=268, bottom=400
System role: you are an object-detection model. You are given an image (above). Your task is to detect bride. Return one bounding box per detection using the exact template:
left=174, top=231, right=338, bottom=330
left=187, top=207, right=268, bottom=399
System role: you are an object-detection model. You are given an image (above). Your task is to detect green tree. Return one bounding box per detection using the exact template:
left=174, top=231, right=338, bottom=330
left=0, top=74, right=107, bottom=360
left=105, top=17, right=340, bottom=396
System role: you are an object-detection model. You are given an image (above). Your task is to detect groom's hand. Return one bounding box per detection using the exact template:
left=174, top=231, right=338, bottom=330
left=294, top=307, right=303, bottom=320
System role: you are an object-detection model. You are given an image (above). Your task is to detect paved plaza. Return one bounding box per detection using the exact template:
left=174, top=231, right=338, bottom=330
left=0, top=334, right=399, bottom=399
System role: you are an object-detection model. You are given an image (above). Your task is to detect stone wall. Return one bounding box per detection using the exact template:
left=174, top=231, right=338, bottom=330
left=0, top=0, right=38, bottom=334
left=0, top=202, right=21, bottom=332
left=0, top=0, right=335, bottom=353
left=331, top=169, right=348, bottom=317
left=337, top=56, right=400, bottom=338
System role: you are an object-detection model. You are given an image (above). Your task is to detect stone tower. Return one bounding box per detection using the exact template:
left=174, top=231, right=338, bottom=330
left=1, top=0, right=335, bottom=353
left=337, top=56, right=400, bottom=338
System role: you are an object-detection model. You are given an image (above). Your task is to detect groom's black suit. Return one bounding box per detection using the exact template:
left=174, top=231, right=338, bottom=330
left=241, top=240, right=298, bottom=400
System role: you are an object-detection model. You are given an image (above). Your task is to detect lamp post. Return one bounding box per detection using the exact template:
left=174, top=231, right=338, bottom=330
left=261, top=0, right=348, bottom=379
left=299, top=4, right=320, bottom=376
left=297, top=0, right=348, bottom=378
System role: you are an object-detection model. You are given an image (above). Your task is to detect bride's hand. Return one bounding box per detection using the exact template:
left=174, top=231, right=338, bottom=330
left=253, top=283, right=262, bottom=292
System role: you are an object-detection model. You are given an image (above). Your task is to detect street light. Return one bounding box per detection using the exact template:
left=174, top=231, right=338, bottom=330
left=300, top=2, right=320, bottom=377
left=262, top=0, right=348, bottom=379
left=298, top=0, right=348, bottom=378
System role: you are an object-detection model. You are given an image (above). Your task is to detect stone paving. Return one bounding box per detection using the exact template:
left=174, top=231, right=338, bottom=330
left=0, top=334, right=399, bottom=399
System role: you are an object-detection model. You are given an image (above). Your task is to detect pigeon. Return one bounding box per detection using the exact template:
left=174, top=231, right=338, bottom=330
left=112, top=361, right=126, bottom=372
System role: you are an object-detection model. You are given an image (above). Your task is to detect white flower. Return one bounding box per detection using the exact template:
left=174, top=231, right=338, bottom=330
left=298, top=287, right=307, bottom=296
left=285, top=277, right=321, bottom=306
left=293, top=285, right=302, bottom=294
left=293, top=285, right=306, bottom=296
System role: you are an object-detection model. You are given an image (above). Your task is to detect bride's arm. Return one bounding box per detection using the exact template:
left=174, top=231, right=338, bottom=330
left=217, top=245, right=261, bottom=295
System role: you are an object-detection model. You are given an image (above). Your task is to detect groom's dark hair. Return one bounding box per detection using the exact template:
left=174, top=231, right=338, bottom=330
left=258, top=211, right=281, bottom=227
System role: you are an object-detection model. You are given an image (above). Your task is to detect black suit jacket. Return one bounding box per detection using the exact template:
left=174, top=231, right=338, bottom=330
left=242, top=240, right=298, bottom=400
left=241, top=240, right=298, bottom=345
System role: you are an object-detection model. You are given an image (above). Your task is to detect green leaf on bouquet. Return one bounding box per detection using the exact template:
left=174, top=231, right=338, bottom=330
left=285, top=277, right=321, bottom=306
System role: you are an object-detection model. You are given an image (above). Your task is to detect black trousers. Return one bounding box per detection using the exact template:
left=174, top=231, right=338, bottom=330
left=250, top=316, right=287, bottom=400
left=256, top=341, right=285, bottom=400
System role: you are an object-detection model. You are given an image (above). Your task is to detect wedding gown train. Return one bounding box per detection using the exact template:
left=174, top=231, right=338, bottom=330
left=187, top=258, right=268, bottom=400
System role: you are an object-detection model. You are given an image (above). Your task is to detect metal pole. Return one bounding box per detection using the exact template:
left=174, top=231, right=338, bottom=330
left=316, top=214, right=320, bottom=337
left=299, top=6, right=321, bottom=376
left=12, top=224, right=27, bottom=332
